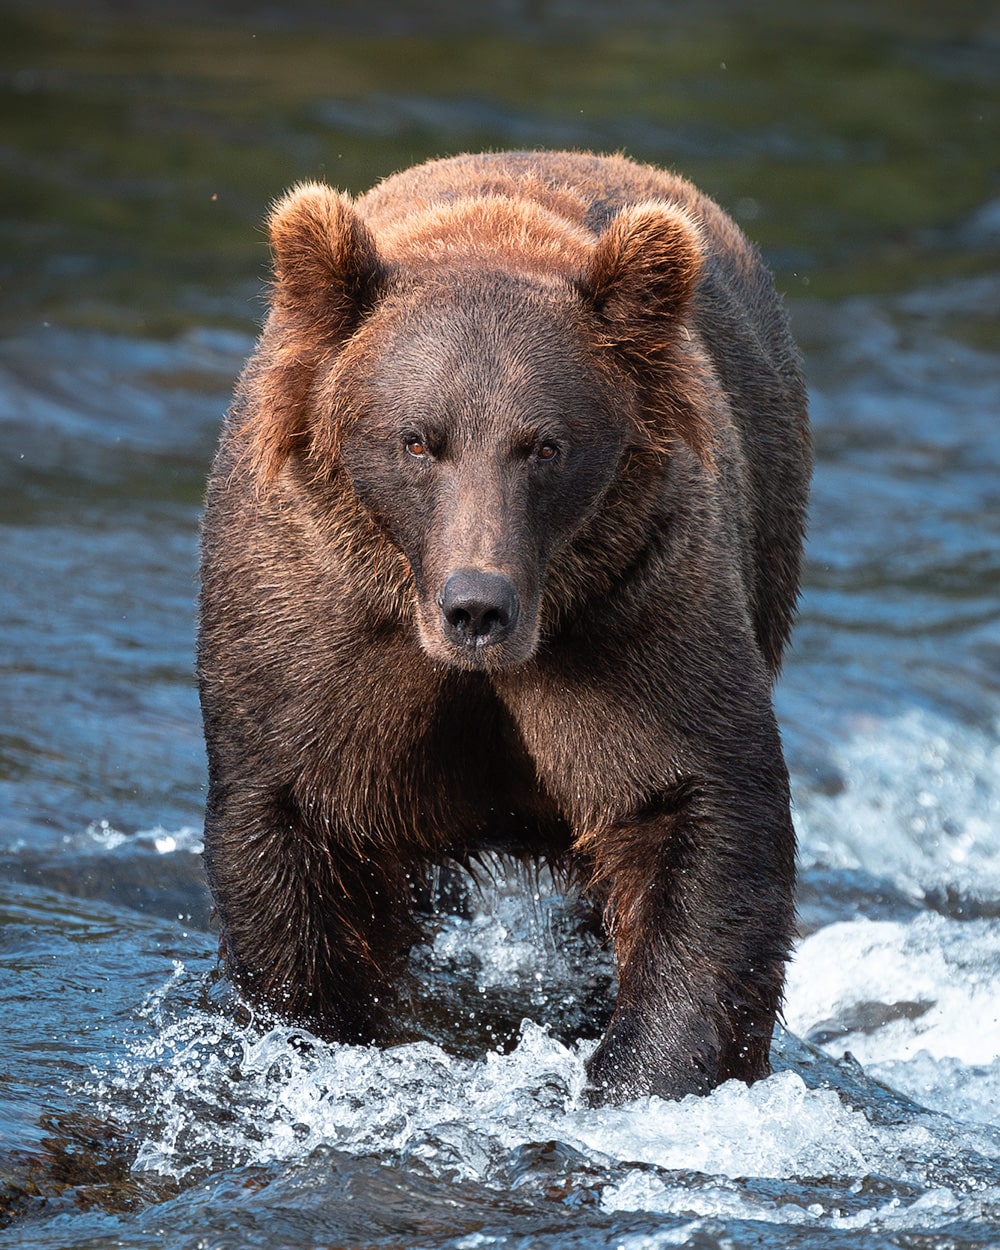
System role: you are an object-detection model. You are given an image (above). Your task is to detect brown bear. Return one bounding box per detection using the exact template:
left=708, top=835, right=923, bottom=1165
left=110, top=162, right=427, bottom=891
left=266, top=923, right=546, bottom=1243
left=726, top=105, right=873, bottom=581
left=198, top=150, right=810, bottom=1104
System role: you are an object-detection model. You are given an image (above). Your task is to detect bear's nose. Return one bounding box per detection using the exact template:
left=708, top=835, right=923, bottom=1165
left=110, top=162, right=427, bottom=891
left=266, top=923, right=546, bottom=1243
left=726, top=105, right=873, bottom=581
left=439, top=570, right=519, bottom=647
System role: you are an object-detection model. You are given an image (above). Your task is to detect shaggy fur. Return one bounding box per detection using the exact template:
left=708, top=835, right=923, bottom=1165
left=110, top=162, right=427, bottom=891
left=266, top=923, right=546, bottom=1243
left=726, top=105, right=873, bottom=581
left=198, top=150, right=810, bottom=1103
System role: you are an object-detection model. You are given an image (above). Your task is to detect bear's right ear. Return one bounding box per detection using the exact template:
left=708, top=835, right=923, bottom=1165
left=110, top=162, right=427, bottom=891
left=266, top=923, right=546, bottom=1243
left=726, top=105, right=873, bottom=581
left=267, top=182, right=385, bottom=343
left=237, top=186, right=386, bottom=484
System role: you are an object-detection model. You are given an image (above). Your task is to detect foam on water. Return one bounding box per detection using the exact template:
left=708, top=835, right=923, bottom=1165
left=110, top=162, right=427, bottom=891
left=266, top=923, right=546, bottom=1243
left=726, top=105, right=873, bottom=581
left=83, top=819, right=205, bottom=857
left=786, top=912, right=1000, bottom=1125
left=88, top=888, right=1000, bottom=1236
left=77, top=707, right=1000, bottom=1239
left=93, top=995, right=1000, bottom=1236
left=787, top=913, right=1000, bottom=1066
left=795, top=707, right=1000, bottom=899
left=787, top=707, right=1000, bottom=1137
left=430, top=883, right=570, bottom=992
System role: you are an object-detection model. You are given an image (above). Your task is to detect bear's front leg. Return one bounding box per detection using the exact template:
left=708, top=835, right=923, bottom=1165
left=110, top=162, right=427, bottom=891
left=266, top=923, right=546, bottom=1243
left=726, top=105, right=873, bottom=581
left=203, top=785, right=420, bottom=1045
left=580, top=773, right=795, bottom=1105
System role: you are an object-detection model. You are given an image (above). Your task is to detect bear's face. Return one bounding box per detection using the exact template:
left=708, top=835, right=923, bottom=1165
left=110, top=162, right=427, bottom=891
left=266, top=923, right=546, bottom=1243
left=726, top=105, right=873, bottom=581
left=334, top=272, right=629, bottom=669
left=244, top=181, right=714, bottom=670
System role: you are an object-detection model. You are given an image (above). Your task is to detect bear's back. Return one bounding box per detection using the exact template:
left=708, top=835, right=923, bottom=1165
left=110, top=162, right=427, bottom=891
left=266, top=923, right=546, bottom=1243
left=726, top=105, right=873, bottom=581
left=358, top=150, right=804, bottom=435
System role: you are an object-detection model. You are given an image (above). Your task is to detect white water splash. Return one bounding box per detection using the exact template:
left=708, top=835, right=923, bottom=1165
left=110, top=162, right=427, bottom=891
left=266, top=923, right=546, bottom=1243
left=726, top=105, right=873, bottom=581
left=83, top=819, right=204, bottom=856
left=91, top=1000, right=1000, bottom=1243
left=786, top=911, right=1000, bottom=1124
left=795, top=708, right=1000, bottom=897
left=80, top=705, right=1000, bottom=1240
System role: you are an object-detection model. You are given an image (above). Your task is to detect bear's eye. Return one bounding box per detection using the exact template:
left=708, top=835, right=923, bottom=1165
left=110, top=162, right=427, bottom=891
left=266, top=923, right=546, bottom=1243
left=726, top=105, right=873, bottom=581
left=405, top=438, right=428, bottom=458
left=535, top=441, right=560, bottom=462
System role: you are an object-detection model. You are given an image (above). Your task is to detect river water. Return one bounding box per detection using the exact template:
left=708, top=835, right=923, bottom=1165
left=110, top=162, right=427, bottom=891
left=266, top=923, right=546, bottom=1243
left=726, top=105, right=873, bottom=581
left=2, top=3, right=999, bottom=1247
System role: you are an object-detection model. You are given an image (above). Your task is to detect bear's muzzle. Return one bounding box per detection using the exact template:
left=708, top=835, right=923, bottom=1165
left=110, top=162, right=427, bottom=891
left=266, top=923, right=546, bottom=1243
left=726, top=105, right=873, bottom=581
left=438, top=568, right=520, bottom=651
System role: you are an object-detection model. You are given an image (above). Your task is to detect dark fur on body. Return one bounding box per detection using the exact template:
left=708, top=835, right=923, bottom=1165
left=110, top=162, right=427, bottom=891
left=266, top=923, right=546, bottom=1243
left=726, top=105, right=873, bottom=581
left=198, top=150, right=810, bottom=1103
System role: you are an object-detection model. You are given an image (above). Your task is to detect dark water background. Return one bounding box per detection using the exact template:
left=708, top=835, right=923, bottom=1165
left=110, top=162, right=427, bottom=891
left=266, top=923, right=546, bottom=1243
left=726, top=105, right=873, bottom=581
left=1, top=2, right=999, bottom=1246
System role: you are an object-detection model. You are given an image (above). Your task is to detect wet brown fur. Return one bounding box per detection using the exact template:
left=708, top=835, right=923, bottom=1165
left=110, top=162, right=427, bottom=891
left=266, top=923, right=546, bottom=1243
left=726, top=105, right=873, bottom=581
left=199, top=150, right=810, bottom=1102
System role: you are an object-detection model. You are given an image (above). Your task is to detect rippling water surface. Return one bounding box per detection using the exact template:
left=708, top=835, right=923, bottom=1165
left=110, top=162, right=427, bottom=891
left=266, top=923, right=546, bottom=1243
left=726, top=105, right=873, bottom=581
left=1, top=3, right=998, bottom=1246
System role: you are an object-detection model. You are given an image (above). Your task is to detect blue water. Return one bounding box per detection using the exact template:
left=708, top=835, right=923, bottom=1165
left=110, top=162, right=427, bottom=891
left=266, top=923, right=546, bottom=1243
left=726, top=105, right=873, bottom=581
left=1, top=3, right=999, bottom=1246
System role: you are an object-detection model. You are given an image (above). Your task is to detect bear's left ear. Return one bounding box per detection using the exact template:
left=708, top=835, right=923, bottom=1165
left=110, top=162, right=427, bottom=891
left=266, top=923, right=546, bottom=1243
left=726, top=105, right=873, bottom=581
left=579, top=204, right=716, bottom=466
left=268, top=182, right=386, bottom=342
left=581, top=202, right=703, bottom=328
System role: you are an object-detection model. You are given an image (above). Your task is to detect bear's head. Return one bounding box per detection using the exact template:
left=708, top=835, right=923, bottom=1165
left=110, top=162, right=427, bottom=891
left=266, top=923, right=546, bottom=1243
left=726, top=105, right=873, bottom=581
left=239, top=182, right=719, bottom=671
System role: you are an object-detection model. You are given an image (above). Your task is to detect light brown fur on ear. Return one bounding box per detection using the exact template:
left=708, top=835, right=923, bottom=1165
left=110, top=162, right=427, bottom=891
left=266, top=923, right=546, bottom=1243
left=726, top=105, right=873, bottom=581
left=268, top=182, right=385, bottom=343
left=582, top=204, right=718, bottom=468
left=233, top=186, right=387, bottom=486
left=583, top=201, right=703, bottom=326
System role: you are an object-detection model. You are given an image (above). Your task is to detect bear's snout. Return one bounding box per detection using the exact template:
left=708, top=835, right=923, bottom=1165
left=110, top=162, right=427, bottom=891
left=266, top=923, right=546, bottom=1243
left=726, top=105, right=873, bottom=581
left=438, top=569, right=520, bottom=651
